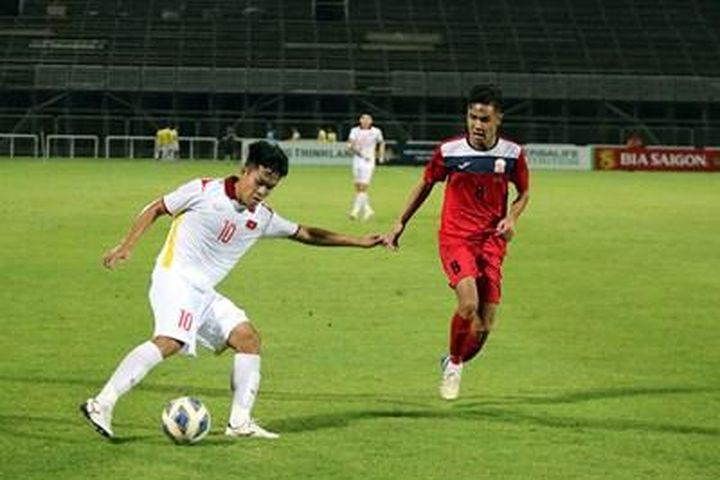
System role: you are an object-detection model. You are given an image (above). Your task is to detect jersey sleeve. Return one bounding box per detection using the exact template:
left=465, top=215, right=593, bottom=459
left=347, top=127, right=357, bottom=142
left=262, top=211, right=299, bottom=238
left=511, top=150, right=530, bottom=193
left=162, top=179, right=204, bottom=215
left=423, top=145, right=448, bottom=183
left=376, top=128, right=384, bottom=143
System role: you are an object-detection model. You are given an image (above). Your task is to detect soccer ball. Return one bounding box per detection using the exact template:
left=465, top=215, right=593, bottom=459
left=161, top=396, right=211, bottom=444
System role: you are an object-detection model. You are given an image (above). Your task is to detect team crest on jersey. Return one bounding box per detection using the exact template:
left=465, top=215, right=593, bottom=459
left=494, top=159, right=507, bottom=173
left=245, top=219, right=258, bottom=230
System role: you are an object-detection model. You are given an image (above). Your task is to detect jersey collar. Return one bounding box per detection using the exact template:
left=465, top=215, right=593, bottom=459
left=465, top=135, right=500, bottom=152
left=224, top=176, right=239, bottom=200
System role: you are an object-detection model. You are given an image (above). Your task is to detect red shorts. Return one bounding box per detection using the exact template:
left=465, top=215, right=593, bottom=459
left=439, top=236, right=506, bottom=303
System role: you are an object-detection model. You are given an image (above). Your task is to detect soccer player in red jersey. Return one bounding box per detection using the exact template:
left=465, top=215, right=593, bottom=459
left=384, top=85, right=530, bottom=400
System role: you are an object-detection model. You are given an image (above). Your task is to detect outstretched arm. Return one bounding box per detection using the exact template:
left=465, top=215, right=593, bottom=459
left=103, top=199, right=169, bottom=269
left=292, top=226, right=383, bottom=248
left=384, top=178, right=435, bottom=250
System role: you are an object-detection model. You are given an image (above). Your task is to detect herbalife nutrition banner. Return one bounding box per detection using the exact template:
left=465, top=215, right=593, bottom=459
left=594, top=146, right=720, bottom=172
left=523, top=144, right=592, bottom=171
left=397, top=142, right=593, bottom=169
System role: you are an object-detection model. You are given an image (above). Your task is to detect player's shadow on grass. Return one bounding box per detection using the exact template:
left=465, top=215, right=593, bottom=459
left=461, top=385, right=718, bottom=406
left=272, top=385, right=720, bottom=438
left=273, top=405, right=720, bottom=438
left=0, top=412, right=159, bottom=444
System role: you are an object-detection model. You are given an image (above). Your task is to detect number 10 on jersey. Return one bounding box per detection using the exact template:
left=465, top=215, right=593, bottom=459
left=217, top=220, right=237, bottom=244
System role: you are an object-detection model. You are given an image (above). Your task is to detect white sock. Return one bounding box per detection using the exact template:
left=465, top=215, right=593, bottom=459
left=357, top=192, right=368, bottom=213
left=351, top=193, right=363, bottom=215
left=445, top=361, right=463, bottom=375
left=229, top=353, right=261, bottom=427
left=96, top=341, right=163, bottom=410
left=362, top=193, right=373, bottom=213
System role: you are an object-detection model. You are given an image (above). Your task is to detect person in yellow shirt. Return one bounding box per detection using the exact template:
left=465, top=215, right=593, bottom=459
left=326, top=127, right=337, bottom=143
left=155, top=125, right=172, bottom=160
left=169, top=124, right=180, bottom=160
left=154, top=127, right=163, bottom=159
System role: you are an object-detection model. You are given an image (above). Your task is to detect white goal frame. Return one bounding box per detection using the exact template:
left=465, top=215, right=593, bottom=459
left=46, top=134, right=99, bottom=158
left=0, top=133, right=40, bottom=157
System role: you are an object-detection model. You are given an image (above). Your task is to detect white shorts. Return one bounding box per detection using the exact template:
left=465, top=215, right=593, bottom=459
left=149, top=268, right=248, bottom=356
left=160, top=145, right=172, bottom=159
left=352, top=157, right=375, bottom=184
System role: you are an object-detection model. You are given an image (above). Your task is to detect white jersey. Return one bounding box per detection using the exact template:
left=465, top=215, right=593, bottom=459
left=156, top=177, right=299, bottom=289
left=348, top=126, right=384, bottom=162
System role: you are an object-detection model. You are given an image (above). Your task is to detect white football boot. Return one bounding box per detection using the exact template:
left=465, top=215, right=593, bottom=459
left=439, top=355, right=463, bottom=401
left=80, top=397, right=114, bottom=438
left=225, top=419, right=279, bottom=439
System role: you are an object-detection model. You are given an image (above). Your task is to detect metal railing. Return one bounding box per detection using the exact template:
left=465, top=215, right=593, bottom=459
left=104, top=135, right=218, bottom=159
left=45, top=134, right=99, bottom=158
left=0, top=133, right=40, bottom=157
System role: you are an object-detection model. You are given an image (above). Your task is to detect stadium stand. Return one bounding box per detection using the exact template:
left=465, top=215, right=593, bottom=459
left=0, top=0, right=718, bottom=147
left=3, top=0, right=718, bottom=75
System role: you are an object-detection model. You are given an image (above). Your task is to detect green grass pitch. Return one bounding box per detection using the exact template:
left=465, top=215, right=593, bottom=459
left=0, top=159, right=718, bottom=479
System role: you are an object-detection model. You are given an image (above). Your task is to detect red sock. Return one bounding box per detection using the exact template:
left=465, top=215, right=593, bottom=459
left=449, top=314, right=471, bottom=364
left=461, top=330, right=490, bottom=363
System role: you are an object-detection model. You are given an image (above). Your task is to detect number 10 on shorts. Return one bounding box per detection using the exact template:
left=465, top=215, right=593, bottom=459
left=178, top=309, right=194, bottom=331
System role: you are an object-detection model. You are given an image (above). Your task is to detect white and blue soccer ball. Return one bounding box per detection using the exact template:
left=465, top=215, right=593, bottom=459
left=161, top=396, right=211, bottom=444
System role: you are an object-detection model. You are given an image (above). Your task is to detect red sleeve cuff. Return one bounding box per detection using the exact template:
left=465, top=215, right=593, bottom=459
left=160, top=197, right=172, bottom=215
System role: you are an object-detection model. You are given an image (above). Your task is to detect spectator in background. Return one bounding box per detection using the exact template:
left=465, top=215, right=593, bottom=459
left=326, top=127, right=338, bottom=143
left=625, top=131, right=645, bottom=148
left=289, top=127, right=302, bottom=141
left=316, top=128, right=328, bottom=143
left=169, top=124, right=180, bottom=160
left=155, top=123, right=172, bottom=160
left=220, top=126, right=241, bottom=161
left=265, top=123, right=277, bottom=142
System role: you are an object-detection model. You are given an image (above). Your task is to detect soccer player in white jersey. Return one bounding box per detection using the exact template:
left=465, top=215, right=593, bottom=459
left=347, top=113, right=385, bottom=220
left=81, top=141, right=383, bottom=440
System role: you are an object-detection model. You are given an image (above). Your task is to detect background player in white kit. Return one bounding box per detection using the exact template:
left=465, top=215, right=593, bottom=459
left=347, top=113, right=385, bottom=220
left=81, top=141, right=383, bottom=440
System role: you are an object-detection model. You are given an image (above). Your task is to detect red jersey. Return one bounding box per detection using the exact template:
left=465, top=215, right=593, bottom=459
left=424, top=135, right=530, bottom=242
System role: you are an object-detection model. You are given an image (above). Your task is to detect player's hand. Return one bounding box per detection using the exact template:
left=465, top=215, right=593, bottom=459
left=495, top=218, right=515, bottom=241
left=359, top=233, right=384, bottom=248
left=103, top=244, right=131, bottom=270
left=383, top=222, right=405, bottom=251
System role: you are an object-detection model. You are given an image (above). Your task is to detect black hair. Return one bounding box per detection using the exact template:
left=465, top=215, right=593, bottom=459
left=466, top=84, right=503, bottom=112
left=245, top=140, right=289, bottom=177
